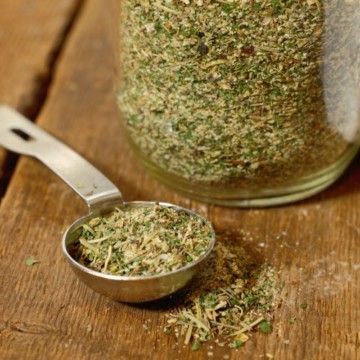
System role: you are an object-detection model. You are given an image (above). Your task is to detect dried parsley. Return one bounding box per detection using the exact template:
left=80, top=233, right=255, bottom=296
left=25, top=258, right=39, bottom=266
left=258, top=320, right=272, bottom=333
left=164, top=239, right=282, bottom=348
left=118, top=0, right=356, bottom=191
left=191, top=339, right=201, bottom=351
left=71, top=204, right=213, bottom=276
left=233, top=339, right=244, bottom=349
left=300, top=303, right=308, bottom=310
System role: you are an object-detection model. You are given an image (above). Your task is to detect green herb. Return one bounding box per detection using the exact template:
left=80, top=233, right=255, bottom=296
left=300, top=303, right=308, bottom=310
left=118, top=0, right=352, bottom=191
left=25, top=258, right=39, bottom=266
left=289, top=316, right=297, bottom=324
left=71, top=204, right=213, bottom=276
left=233, top=339, right=244, bottom=348
left=258, top=320, right=272, bottom=333
left=191, top=339, right=201, bottom=351
left=164, top=236, right=282, bottom=348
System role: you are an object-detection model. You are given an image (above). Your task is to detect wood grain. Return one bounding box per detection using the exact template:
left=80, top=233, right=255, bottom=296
left=0, top=0, right=82, bottom=113
left=0, top=0, right=82, bottom=195
left=0, top=0, right=360, bottom=359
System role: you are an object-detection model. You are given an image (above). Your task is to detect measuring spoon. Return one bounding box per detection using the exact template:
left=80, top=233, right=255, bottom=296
left=0, top=105, right=215, bottom=302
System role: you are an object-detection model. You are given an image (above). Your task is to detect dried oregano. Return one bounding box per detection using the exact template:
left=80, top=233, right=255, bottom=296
left=71, top=204, right=213, bottom=276
left=164, top=239, right=283, bottom=349
left=118, top=0, right=358, bottom=188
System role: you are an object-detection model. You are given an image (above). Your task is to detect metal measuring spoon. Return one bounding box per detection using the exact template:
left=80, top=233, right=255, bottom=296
left=0, top=105, right=215, bottom=303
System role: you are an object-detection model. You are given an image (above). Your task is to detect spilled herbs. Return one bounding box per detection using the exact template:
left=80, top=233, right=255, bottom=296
left=164, top=239, right=282, bottom=349
left=70, top=204, right=213, bottom=276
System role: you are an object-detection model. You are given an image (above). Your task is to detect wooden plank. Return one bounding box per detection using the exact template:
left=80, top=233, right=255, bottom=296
left=0, top=0, right=82, bottom=112
left=0, top=0, right=360, bottom=359
left=0, top=0, right=82, bottom=195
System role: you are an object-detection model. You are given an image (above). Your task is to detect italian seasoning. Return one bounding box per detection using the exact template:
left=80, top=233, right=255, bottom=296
left=164, top=239, right=282, bottom=349
left=71, top=205, right=213, bottom=276
left=118, top=0, right=356, bottom=188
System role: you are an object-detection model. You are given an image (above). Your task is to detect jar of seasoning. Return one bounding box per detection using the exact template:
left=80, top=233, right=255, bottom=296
left=116, top=0, right=360, bottom=206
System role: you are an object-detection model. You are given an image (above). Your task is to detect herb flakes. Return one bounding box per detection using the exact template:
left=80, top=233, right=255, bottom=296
left=258, top=320, right=272, bottom=333
left=25, top=258, right=39, bottom=266
left=191, top=339, right=201, bottom=351
left=164, top=239, right=282, bottom=348
left=118, top=0, right=355, bottom=190
left=71, top=204, right=213, bottom=276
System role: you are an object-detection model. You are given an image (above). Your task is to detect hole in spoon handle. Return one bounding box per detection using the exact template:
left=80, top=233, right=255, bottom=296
left=11, top=128, right=35, bottom=141
left=0, top=105, right=123, bottom=212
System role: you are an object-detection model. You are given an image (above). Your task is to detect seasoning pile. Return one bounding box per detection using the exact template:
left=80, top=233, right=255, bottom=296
left=164, top=238, right=282, bottom=349
left=118, top=0, right=351, bottom=188
left=70, top=205, right=213, bottom=276
left=70, top=205, right=281, bottom=349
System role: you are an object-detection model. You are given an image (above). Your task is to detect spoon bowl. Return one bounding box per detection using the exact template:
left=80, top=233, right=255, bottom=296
left=63, top=201, right=215, bottom=302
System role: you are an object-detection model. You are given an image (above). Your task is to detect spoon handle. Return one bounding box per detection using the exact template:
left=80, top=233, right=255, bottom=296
left=0, top=105, right=123, bottom=212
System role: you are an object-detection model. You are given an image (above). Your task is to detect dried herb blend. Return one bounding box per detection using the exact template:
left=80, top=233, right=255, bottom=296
left=71, top=205, right=213, bottom=276
left=118, top=0, right=353, bottom=188
left=164, top=239, right=282, bottom=349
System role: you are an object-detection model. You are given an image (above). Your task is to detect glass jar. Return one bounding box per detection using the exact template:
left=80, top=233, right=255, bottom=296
left=116, top=0, right=360, bottom=207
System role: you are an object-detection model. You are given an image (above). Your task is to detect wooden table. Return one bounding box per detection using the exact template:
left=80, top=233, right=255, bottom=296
left=0, top=1, right=359, bottom=359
